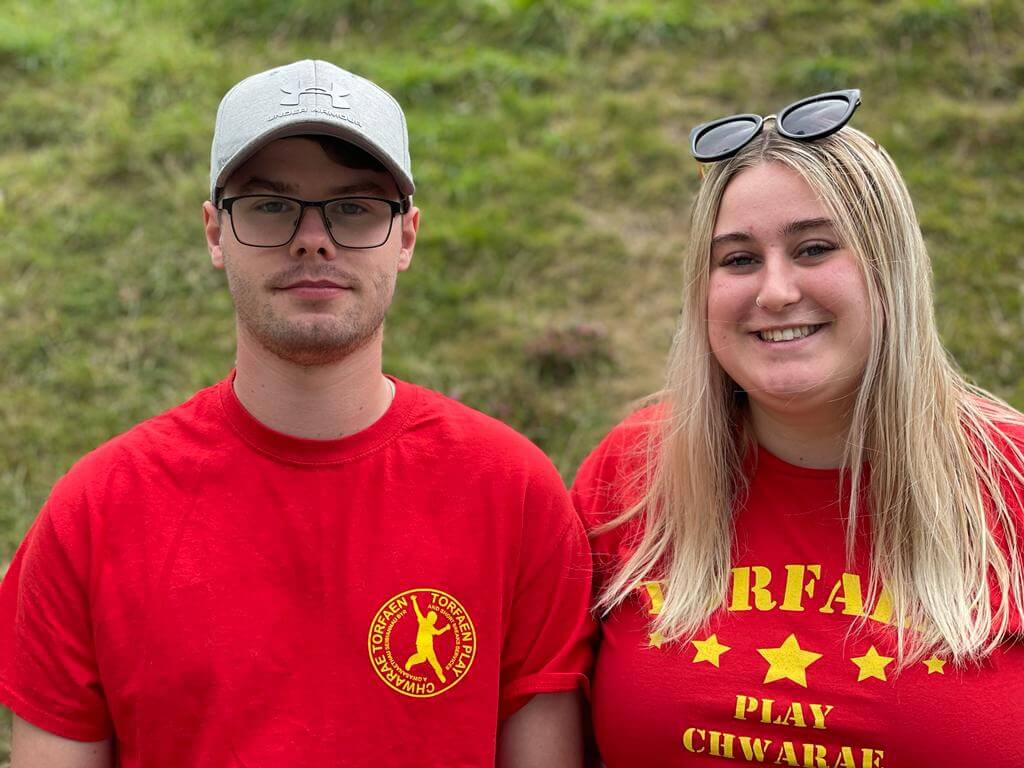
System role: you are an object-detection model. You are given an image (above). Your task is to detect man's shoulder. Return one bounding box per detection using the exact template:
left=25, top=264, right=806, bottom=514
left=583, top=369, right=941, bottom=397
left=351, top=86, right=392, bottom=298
left=401, top=381, right=559, bottom=474
left=54, top=379, right=226, bottom=499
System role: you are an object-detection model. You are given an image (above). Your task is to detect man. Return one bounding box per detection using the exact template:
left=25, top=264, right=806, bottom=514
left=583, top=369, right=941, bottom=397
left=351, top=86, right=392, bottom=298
left=0, top=60, right=592, bottom=767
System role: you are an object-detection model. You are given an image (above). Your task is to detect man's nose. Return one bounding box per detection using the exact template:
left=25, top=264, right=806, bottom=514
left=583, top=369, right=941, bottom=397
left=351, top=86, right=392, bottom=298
left=289, top=206, right=337, bottom=259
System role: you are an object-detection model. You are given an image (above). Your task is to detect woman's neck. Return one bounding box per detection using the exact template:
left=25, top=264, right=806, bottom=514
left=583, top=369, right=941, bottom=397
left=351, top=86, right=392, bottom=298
left=748, top=402, right=852, bottom=469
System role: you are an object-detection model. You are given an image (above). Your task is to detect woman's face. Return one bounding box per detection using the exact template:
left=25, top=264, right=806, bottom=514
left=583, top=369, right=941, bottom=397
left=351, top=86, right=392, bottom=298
left=706, top=162, right=872, bottom=421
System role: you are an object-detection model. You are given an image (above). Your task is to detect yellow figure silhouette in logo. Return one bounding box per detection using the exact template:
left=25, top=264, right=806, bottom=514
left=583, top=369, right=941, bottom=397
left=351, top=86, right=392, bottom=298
left=404, top=595, right=451, bottom=682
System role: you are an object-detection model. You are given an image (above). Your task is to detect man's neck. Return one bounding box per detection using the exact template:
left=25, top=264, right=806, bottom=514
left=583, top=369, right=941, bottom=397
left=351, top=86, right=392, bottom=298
left=232, top=327, right=393, bottom=440
left=748, top=401, right=853, bottom=469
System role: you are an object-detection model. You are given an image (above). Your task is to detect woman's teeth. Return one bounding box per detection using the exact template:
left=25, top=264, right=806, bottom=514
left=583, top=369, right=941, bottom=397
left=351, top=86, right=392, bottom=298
left=757, top=324, right=823, bottom=342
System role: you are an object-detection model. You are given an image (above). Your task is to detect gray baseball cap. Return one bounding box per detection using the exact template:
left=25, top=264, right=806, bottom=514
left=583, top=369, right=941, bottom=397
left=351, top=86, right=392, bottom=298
left=210, top=59, right=414, bottom=202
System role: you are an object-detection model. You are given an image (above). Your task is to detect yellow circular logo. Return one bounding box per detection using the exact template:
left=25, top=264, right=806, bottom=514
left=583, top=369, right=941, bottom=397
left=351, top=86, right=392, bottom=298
left=368, top=588, right=477, bottom=698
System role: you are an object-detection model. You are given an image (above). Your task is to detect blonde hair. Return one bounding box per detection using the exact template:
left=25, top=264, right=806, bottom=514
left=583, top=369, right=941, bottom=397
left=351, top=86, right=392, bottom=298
left=596, top=124, right=1024, bottom=664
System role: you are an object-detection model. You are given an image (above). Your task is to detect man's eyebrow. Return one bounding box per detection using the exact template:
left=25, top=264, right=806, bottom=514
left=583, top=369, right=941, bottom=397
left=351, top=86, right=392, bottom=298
left=232, top=178, right=394, bottom=198
left=236, top=177, right=296, bottom=195
left=781, top=218, right=835, bottom=237
left=327, top=181, right=392, bottom=197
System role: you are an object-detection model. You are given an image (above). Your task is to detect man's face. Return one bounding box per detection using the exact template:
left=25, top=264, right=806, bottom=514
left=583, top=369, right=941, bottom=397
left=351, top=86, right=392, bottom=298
left=203, top=137, right=418, bottom=367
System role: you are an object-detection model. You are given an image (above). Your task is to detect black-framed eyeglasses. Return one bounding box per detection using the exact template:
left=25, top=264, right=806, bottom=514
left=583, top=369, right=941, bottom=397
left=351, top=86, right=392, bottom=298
left=218, top=194, right=411, bottom=249
left=689, top=89, right=862, bottom=163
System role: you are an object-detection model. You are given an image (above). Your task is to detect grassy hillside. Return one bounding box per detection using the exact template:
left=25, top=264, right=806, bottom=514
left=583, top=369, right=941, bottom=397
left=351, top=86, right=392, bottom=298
left=3, top=0, right=1023, bottom=536
left=0, top=0, right=1022, bottom=753
left=3, top=0, right=1024, bottom=541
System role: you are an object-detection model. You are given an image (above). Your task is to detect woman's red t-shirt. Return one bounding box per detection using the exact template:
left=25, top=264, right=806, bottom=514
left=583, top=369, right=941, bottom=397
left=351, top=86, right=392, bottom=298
left=573, top=409, right=1024, bottom=767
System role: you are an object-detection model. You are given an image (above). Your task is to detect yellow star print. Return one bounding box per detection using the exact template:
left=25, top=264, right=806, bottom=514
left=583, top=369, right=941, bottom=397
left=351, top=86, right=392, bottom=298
left=851, top=645, right=895, bottom=682
left=757, top=634, right=822, bottom=688
left=691, top=634, right=731, bottom=667
left=648, top=632, right=665, bottom=649
left=923, top=655, right=946, bottom=675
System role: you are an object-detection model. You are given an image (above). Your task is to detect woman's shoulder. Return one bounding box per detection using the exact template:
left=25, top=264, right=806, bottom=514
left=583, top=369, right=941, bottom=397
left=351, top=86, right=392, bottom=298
left=966, top=396, right=1024, bottom=441
left=586, top=403, right=665, bottom=459
left=990, top=415, right=1024, bottom=459
left=570, top=403, right=666, bottom=549
left=966, top=399, right=1024, bottom=492
left=965, top=400, right=1024, bottom=635
left=572, top=404, right=663, bottom=495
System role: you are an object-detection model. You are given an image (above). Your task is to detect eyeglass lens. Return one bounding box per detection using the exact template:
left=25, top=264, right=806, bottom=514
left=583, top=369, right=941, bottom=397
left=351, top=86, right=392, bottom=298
left=779, top=97, right=850, bottom=137
left=231, top=196, right=396, bottom=248
left=694, top=117, right=761, bottom=159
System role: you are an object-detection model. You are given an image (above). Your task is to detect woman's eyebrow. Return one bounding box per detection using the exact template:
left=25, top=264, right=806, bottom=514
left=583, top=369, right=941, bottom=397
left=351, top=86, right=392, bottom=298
left=711, top=231, right=753, bottom=248
left=780, top=217, right=835, bottom=237
left=711, top=218, right=836, bottom=248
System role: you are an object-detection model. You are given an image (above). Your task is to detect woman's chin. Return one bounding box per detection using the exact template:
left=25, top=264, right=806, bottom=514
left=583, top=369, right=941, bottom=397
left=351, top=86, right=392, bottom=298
left=744, top=380, right=852, bottom=416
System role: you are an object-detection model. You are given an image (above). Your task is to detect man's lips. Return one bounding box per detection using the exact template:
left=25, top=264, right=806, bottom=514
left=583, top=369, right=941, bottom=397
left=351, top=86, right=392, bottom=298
left=281, top=279, right=346, bottom=288
left=276, top=279, right=352, bottom=299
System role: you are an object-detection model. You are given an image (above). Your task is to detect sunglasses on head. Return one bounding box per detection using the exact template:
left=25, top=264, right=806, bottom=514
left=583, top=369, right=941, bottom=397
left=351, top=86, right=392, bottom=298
left=689, top=89, right=862, bottom=163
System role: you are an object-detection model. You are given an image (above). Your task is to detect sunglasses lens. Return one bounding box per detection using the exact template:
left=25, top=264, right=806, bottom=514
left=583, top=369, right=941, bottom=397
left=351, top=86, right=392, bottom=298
left=694, top=117, right=760, bottom=159
left=779, top=97, right=851, bottom=137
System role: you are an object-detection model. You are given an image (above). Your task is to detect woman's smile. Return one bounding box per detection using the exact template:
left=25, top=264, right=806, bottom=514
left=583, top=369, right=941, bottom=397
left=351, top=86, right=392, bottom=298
left=707, top=162, right=871, bottom=410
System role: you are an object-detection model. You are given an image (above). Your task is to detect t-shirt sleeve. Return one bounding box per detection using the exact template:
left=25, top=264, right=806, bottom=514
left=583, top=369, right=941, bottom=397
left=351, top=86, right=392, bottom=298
left=571, top=409, right=656, bottom=594
left=497, top=463, right=595, bottom=721
left=0, top=474, right=113, bottom=741
left=989, top=419, right=1024, bottom=636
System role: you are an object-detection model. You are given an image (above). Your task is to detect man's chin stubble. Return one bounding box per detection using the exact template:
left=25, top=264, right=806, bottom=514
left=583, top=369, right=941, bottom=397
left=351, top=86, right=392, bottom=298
left=246, top=314, right=385, bottom=368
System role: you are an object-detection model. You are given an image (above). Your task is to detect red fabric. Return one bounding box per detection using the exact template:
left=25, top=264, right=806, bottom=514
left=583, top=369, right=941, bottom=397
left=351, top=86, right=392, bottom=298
left=573, top=409, right=1024, bottom=768
left=0, top=375, right=593, bottom=767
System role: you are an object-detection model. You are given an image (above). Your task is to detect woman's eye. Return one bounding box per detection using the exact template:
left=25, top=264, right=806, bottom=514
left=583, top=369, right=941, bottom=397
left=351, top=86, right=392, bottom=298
left=800, top=243, right=835, bottom=259
left=721, top=254, right=757, bottom=268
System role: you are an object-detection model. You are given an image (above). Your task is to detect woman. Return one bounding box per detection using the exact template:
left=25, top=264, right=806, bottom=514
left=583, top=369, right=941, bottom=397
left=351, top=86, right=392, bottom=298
left=572, top=90, right=1024, bottom=766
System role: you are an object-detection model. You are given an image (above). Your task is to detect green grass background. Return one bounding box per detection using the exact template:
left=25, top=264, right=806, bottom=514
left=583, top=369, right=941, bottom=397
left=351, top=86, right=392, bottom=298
left=1, top=0, right=1023, bottom=757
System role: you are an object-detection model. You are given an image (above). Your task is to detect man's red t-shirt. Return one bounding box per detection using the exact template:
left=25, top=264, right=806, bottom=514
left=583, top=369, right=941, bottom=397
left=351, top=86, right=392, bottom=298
left=0, top=376, right=593, bottom=766
left=572, top=408, right=1024, bottom=767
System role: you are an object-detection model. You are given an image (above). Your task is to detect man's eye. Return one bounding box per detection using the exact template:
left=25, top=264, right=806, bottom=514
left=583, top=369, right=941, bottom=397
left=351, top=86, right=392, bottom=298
left=338, top=202, right=368, bottom=215
left=253, top=201, right=290, bottom=214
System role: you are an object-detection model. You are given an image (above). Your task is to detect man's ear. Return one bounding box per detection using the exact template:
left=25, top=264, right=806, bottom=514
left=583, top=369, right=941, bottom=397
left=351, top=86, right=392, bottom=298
left=203, top=201, right=225, bottom=269
left=397, top=205, right=419, bottom=273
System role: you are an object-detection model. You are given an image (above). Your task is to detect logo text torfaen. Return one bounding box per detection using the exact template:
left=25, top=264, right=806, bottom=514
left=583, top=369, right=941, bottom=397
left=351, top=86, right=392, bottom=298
left=368, top=588, right=477, bottom=698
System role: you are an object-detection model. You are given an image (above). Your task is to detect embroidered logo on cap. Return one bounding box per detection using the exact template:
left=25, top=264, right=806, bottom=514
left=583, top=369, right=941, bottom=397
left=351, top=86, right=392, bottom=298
left=368, top=588, right=477, bottom=698
left=280, top=81, right=351, bottom=109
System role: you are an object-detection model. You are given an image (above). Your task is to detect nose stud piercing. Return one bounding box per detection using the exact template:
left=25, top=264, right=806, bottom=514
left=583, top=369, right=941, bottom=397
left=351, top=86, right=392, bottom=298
left=755, top=296, right=764, bottom=309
